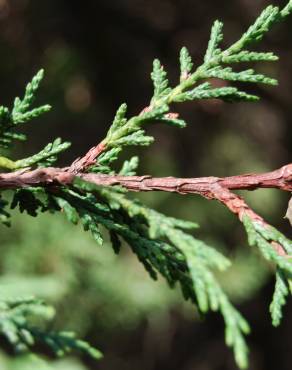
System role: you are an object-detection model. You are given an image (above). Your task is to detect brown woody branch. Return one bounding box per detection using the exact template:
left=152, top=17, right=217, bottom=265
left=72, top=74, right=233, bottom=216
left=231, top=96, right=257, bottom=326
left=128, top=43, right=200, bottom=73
left=1, top=163, right=291, bottom=257
left=209, top=183, right=288, bottom=257
left=0, top=163, right=291, bottom=193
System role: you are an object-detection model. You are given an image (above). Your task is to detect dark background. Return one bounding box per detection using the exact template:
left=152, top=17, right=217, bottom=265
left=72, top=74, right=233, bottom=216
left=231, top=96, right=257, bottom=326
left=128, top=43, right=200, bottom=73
left=0, top=1, right=291, bottom=369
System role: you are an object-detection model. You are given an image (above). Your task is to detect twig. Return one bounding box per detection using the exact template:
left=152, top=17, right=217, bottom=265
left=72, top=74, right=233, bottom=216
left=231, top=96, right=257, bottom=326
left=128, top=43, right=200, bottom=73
left=1, top=163, right=291, bottom=257
left=69, top=142, right=106, bottom=173
left=209, top=183, right=288, bottom=257
left=0, top=163, right=291, bottom=193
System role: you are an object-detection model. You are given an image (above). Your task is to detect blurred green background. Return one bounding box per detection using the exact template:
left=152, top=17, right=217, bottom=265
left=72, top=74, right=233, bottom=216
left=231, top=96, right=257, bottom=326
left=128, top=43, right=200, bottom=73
left=0, top=0, right=291, bottom=369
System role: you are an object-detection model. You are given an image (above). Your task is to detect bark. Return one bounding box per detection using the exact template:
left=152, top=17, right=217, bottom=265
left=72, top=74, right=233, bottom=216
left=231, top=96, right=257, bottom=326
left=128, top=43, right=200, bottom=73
left=1, top=163, right=291, bottom=257
left=0, top=163, right=291, bottom=194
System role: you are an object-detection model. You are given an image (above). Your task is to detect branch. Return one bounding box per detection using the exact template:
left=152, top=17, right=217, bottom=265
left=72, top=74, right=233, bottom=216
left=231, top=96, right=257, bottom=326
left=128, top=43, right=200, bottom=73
left=209, top=183, right=289, bottom=257
left=1, top=4, right=292, bottom=368
left=0, top=163, right=291, bottom=193
left=1, top=163, right=290, bottom=259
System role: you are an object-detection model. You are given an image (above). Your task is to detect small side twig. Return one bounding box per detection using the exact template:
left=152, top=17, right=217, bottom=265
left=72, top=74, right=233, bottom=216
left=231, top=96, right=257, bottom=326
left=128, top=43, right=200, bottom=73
left=69, top=141, right=107, bottom=173
left=209, top=183, right=289, bottom=257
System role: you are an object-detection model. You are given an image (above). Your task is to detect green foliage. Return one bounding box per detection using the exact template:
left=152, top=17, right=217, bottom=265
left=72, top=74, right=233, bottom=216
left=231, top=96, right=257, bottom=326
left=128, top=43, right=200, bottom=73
left=0, top=297, right=101, bottom=360
left=270, top=269, right=291, bottom=327
left=12, top=70, right=51, bottom=124
left=0, top=297, right=52, bottom=351
left=204, top=20, right=224, bottom=62
left=31, top=330, right=102, bottom=360
left=95, top=0, right=292, bottom=167
left=0, top=2, right=291, bottom=369
left=71, top=179, right=249, bottom=368
left=11, top=189, right=44, bottom=217
left=0, top=355, right=89, bottom=370
left=165, top=228, right=250, bottom=368
left=0, top=211, right=190, bottom=329
left=119, top=156, right=139, bottom=176
left=0, top=196, right=10, bottom=226
left=172, top=83, right=258, bottom=103
left=14, top=138, right=71, bottom=169
left=179, top=47, right=193, bottom=81
left=242, top=215, right=292, bottom=326
left=221, top=51, right=278, bottom=63
left=206, top=67, right=277, bottom=86
left=242, top=216, right=292, bottom=268
left=0, top=71, right=68, bottom=170
left=151, top=59, right=171, bottom=100
left=0, top=70, right=50, bottom=150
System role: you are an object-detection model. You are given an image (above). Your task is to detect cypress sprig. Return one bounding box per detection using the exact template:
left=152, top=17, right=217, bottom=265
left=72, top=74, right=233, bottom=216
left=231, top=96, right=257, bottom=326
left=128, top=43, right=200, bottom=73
left=205, top=67, right=278, bottom=86
left=221, top=51, right=278, bottom=64
left=270, top=269, right=291, bottom=327
left=96, top=1, right=292, bottom=165
left=173, top=83, right=259, bottom=103
left=14, top=138, right=71, bottom=169
left=151, top=59, right=171, bottom=100
left=30, top=329, right=103, bottom=360
left=226, top=5, right=282, bottom=54
left=180, top=47, right=193, bottom=81
left=204, top=20, right=224, bottom=63
left=0, top=2, right=291, bottom=369
left=71, top=179, right=251, bottom=368
left=242, top=215, right=292, bottom=326
left=0, top=69, right=56, bottom=169
left=119, top=156, right=139, bottom=176
left=0, top=297, right=102, bottom=359
left=11, top=69, right=51, bottom=125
